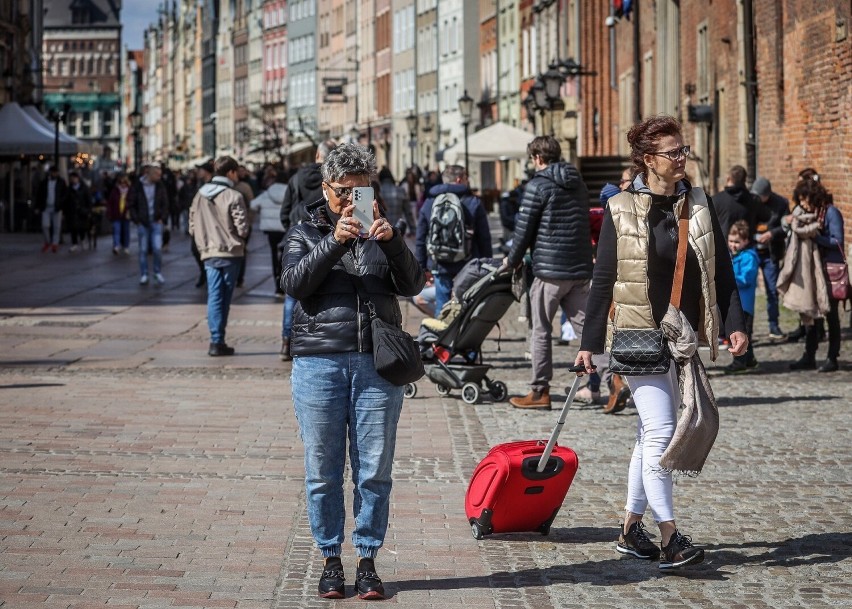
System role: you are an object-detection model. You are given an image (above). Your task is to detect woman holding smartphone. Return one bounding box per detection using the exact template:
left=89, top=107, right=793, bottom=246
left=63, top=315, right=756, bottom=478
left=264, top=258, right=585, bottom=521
left=281, top=143, right=425, bottom=600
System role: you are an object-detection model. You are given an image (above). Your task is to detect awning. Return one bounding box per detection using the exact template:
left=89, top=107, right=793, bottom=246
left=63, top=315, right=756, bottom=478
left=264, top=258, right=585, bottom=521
left=22, top=105, right=80, bottom=150
left=443, top=121, right=535, bottom=165
left=0, top=102, right=79, bottom=156
left=287, top=140, right=315, bottom=156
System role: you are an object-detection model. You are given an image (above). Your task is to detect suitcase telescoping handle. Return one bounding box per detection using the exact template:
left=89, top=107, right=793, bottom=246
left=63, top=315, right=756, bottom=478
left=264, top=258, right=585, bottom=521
left=536, top=363, right=596, bottom=473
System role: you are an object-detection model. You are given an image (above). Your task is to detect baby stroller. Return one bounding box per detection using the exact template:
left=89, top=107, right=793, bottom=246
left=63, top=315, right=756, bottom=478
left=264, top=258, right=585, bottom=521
left=404, top=261, right=519, bottom=404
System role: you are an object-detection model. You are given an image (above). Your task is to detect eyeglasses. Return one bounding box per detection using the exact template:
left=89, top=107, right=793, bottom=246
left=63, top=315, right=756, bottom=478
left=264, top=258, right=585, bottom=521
left=324, top=182, right=353, bottom=200
left=650, top=145, right=691, bottom=162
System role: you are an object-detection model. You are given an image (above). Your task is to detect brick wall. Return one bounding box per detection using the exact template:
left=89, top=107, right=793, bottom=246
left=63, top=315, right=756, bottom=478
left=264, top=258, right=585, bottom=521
left=754, top=0, right=852, bottom=252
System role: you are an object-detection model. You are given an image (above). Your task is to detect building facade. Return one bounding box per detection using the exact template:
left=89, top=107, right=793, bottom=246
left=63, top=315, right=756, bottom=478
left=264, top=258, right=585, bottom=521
left=42, top=0, right=122, bottom=169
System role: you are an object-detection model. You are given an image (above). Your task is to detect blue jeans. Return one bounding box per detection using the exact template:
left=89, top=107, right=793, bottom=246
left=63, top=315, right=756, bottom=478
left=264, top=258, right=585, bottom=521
left=281, top=295, right=296, bottom=338
left=292, top=352, right=404, bottom=559
left=205, top=258, right=241, bottom=344
left=758, top=253, right=780, bottom=327
left=137, top=222, right=163, bottom=276
left=432, top=270, right=454, bottom=315
left=112, top=219, right=130, bottom=249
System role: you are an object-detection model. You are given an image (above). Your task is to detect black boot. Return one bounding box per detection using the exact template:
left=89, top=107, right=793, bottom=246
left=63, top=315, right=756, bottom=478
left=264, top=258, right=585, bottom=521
left=789, top=353, right=816, bottom=370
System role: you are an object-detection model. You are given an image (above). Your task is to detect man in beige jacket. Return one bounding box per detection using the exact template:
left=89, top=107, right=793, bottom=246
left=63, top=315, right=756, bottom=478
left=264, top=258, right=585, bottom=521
left=188, top=156, right=249, bottom=356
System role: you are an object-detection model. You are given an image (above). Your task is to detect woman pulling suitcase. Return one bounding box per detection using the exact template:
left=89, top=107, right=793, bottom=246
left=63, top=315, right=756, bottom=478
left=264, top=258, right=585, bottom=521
left=575, top=115, right=748, bottom=570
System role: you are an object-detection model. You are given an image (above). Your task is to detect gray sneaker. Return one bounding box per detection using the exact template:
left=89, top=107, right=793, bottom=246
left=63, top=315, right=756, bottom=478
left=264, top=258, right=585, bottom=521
left=616, top=521, right=661, bottom=560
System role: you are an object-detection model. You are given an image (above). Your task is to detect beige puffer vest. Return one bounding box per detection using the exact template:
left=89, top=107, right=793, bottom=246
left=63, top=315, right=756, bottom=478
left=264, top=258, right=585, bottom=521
left=607, top=187, right=722, bottom=360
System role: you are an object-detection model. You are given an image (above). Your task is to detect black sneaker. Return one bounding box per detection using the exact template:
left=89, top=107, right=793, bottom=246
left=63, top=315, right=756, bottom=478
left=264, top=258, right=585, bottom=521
left=318, top=556, right=345, bottom=599
left=659, top=530, right=705, bottom=570
left=355, top=558, right=385, bottom=600
left=818, top=358, right=839, bottom=372
left=208, top=342, right=235, bottom=357
left=616, top=521, right=661, bottom=560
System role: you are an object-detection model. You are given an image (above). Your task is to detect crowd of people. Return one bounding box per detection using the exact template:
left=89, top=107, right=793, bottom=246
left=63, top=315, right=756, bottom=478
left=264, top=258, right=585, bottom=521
left=29, top=118, right=847, bottom=597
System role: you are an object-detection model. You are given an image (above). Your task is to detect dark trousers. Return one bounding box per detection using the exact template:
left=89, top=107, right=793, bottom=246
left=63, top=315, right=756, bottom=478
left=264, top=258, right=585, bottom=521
left=758, top=253, right=781, bottom=326
left=734, top=312, right=756, bottom=365
left=266, top=231, right=286, bottom=290
left=806, top=298, right=842, bottom=360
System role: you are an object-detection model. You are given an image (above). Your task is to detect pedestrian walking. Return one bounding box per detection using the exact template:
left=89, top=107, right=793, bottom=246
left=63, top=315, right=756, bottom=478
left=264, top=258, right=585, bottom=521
left=415, top=164, right=493, bottom=315
left=280, top=143, right=425, bottom=600
left=503, top=135, right=593, bottom=410
left=128, top=165, right=170, bottom=285
left=235, top=165, right=255, bottom=288
left=750, top=177, right=790, bottom=339
left=575, top=115, right=747, bottom=570
left=188, top=156, right=249, bottom=357
left=779, top=179, right=843, bottom=372
left=712, top=165, right=770, bottom=238
left=65, top=172, right=92, bottom=253
left=106, top=174, right=132, bottom=255
left=34, top=165, right=67, bottom=253
left=249, top=174, right=287, bottom=297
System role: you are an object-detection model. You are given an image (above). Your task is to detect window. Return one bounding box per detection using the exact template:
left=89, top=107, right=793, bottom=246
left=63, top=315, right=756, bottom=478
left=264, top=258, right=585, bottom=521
left=81, top=112, right=92, bottom=137
left=697, top=22, right=710, bottom=99
left=103, top=109, right=114, bottom=136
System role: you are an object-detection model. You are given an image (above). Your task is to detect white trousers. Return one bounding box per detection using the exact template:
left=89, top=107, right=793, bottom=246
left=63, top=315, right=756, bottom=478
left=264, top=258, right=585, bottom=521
left=624, top=365, right=679, bottom=523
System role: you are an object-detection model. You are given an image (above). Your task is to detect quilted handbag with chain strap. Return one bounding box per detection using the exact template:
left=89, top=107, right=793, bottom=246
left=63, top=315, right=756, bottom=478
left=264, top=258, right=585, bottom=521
left=609, top=195, right=690, bottom=376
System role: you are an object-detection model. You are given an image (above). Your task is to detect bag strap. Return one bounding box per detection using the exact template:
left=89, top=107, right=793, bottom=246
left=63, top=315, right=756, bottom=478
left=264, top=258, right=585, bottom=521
left=669, top=192, right=692, bottom=309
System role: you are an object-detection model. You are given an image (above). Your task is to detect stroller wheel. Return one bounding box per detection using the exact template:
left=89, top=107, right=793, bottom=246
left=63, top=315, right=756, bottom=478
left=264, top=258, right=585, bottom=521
left=489, top=381, right=508, bottom=402
left=435, top=383, right=451, bottom=396
left=461, top=383, right=481, bottom=405
left=403, top=383, right=417, bottom=399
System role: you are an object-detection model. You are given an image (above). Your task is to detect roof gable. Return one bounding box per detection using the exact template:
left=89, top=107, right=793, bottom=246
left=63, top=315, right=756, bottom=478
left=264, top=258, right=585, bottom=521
left=44, top=0, right=121, bottom=29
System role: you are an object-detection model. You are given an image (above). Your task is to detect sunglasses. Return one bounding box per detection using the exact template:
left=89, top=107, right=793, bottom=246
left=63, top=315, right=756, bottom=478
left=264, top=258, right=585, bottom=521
left=324, top=182, right=353, bottom=200
left=650, top=145, right=690, bottom=162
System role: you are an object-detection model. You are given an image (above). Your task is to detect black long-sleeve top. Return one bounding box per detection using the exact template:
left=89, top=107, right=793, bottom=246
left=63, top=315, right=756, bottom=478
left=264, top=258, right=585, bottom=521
left=581, top=192, right=746, bottom=354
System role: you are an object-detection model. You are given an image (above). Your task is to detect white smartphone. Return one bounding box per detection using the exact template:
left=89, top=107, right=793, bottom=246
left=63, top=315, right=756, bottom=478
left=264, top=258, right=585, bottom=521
left=352, top=186, right=374, bottom=236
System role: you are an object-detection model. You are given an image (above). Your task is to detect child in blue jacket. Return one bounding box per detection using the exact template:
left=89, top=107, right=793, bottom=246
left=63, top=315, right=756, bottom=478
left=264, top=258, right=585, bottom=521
left=725, top=220, right=760, bottom=373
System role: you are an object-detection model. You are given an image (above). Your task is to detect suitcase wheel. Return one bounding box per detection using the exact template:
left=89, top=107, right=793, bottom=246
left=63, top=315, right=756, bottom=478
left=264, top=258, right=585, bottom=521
left=539, top=524, right=551, bottom=536
left=471, top=522, right=484, bottom=540
left=403, top=383, right=417, bottom=398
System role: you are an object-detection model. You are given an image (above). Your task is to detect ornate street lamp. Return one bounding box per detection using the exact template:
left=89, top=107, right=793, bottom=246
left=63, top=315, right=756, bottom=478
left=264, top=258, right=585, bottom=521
left=543, top=62, right=565, bottom=100
left=129, top=110, right=143, bottom=172
left=405, top=111, right=417, bottom=170
left=457, top=89, right=474, bottom=170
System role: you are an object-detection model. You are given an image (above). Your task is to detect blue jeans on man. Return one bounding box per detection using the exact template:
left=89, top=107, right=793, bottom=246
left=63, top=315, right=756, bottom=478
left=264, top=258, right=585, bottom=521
left=758, top=253, right=782, bottom=334
left=432, top=270, right=453, bottom=316
left=137, top=222, right=164, bottom=277
left=205, top=258, right=241, bottom=344
left=291, top=352, right=404, bottom=559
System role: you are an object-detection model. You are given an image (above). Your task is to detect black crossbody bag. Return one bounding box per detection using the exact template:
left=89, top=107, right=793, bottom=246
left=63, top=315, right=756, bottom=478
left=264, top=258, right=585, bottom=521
left=609, top=199, right=689, bottom=376
left=343, top=251, right=424, bottom=386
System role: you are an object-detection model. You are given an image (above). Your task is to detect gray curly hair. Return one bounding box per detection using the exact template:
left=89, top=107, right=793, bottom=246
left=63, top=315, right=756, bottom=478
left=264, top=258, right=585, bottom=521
left=321, top=143, right=377, bottom=183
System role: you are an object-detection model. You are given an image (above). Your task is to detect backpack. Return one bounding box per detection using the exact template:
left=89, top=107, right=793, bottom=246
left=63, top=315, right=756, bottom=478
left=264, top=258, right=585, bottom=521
left=426, top=192, right=470, bottom=264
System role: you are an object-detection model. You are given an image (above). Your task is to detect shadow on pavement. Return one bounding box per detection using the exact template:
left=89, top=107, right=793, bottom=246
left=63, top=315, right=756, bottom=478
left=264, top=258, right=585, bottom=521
left=390, top=532, right=852, bottom=593
left=0, top=382, right=66, bottom=389
left=716, top=394, right=836, bottom=408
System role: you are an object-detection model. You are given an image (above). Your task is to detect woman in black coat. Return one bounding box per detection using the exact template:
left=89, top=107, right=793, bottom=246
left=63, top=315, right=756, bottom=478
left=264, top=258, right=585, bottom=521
left=280, top=143, right=424, bottom=600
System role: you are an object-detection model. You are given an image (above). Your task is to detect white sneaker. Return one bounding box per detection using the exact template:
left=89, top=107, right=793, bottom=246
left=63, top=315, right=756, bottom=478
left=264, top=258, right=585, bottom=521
left=139, top=274, right=149, bottom=285
left=572, top=386, right=602, bottom=405
left=154, top=273, right=165, bottom=285
left=69, top=245, right=79, bottom=253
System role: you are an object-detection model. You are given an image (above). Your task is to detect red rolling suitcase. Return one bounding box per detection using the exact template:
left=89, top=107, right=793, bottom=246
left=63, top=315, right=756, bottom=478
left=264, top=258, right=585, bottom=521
left=464, top=365, right=586, bottom=539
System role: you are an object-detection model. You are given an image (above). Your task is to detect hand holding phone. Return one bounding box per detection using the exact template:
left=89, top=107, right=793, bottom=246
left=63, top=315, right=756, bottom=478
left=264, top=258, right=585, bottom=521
left=352, top=186, right=374, bottom=236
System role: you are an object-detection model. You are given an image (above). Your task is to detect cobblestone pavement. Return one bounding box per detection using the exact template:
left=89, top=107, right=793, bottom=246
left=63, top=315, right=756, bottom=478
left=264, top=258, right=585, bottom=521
left=1, top=228, right=851, bottom=609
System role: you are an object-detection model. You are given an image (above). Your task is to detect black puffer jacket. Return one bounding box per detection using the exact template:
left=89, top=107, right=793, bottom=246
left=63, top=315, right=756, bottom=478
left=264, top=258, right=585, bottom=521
left=506, top=162, right=593, bottom=280
left=281, top=200, right=426, bottom=356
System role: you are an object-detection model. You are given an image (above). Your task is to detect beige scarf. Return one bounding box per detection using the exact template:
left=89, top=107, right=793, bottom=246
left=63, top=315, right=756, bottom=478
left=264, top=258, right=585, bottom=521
left=658, top=304, right=719, bottom=475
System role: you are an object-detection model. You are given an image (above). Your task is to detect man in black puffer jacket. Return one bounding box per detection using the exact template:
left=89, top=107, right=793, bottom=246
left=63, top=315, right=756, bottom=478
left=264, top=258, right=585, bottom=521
left=712, top=165, right=770, bottom=238
left=505, top=135, right=593, bottom=409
